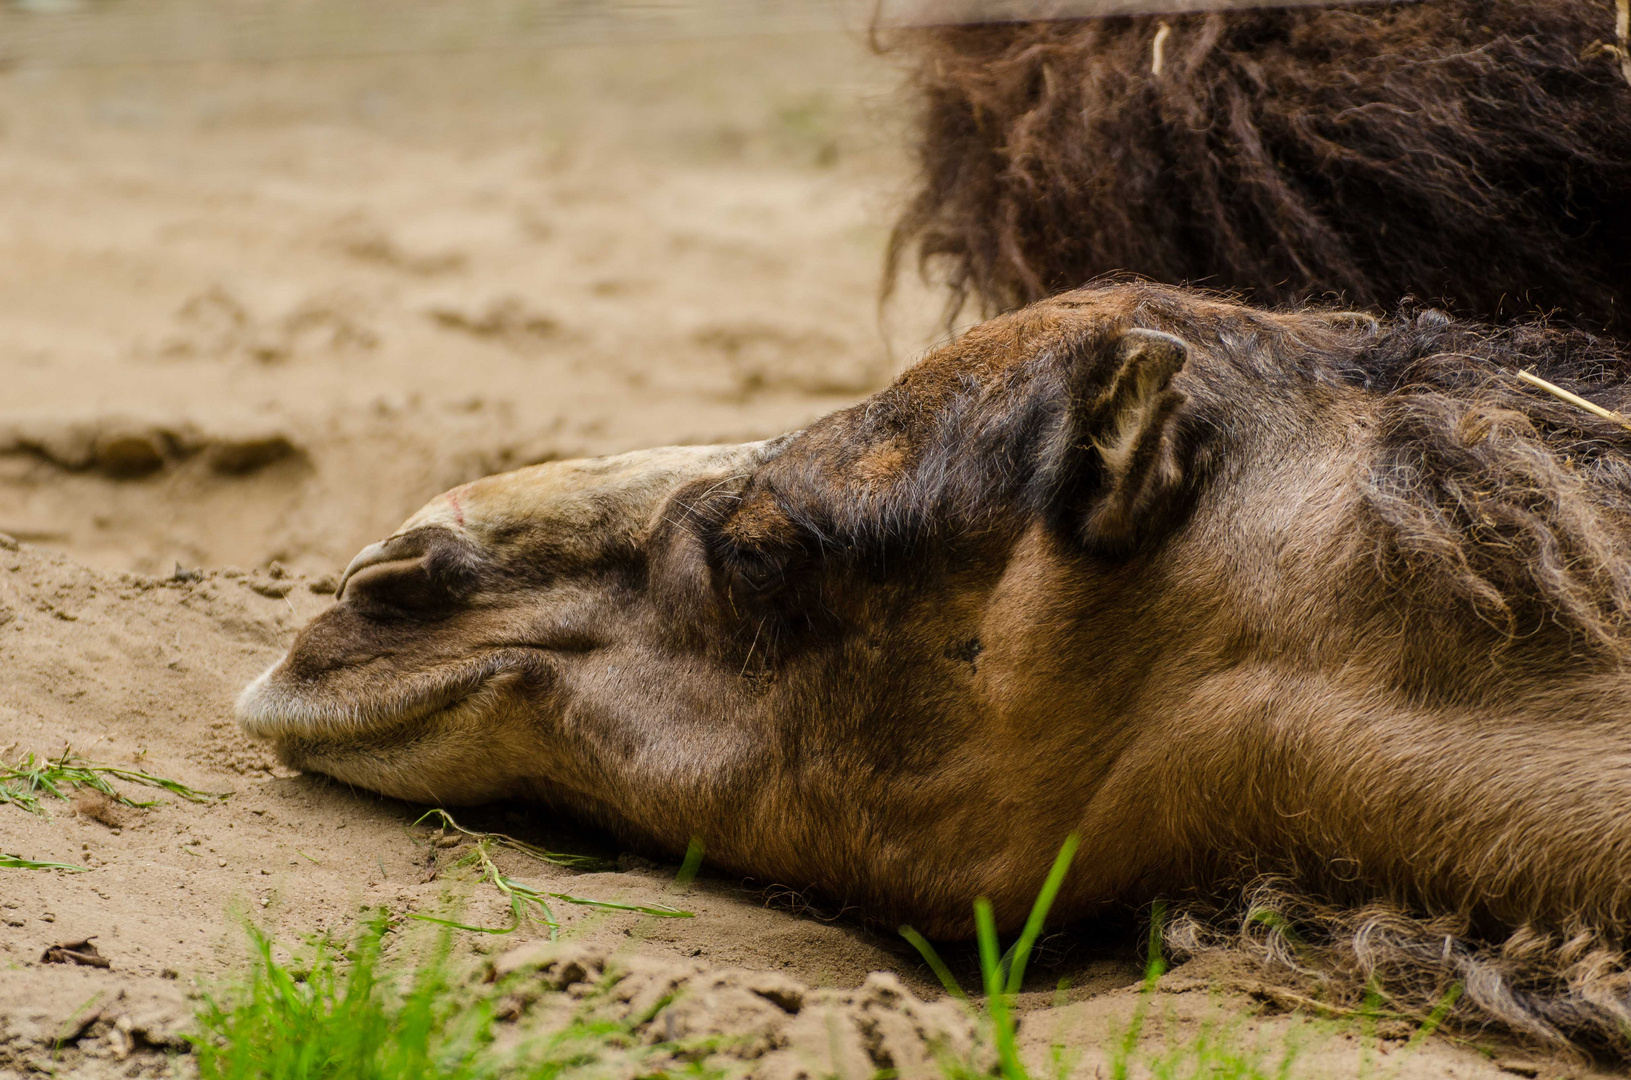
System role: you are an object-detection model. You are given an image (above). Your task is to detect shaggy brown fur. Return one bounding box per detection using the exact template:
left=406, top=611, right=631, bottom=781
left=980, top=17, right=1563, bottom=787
left=886, top=1, right=1631, bottom=333
left=1167, top=881, right=1631, bottom=1056
left=241, top=283, right=1631, bottom=1055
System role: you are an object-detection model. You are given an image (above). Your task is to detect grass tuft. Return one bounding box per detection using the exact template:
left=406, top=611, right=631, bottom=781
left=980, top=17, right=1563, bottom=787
left=190, top=912, right=497, bottom=1080
left=407, top=809, right=694, bottom=938
left=191, top=912, right=724, bottom=1080
left=0, top=746, right=228, bottom=816
left=411, top=808, right=602, bottom=871
left=899, top=839, right=1461, bottom=1080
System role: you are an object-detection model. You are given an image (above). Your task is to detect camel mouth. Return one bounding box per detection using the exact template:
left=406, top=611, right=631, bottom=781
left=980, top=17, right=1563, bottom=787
left=236, top=647, right=550, bottom=744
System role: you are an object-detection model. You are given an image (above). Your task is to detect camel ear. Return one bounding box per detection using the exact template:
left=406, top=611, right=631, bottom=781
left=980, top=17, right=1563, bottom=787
left=1046, top=327, right=1197, bottom=556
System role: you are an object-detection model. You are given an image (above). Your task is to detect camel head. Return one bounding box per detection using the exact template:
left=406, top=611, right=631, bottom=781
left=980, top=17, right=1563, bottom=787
left=237, top=441, right=777, bottom=805
left=239, top=282, right=1631, bottom=945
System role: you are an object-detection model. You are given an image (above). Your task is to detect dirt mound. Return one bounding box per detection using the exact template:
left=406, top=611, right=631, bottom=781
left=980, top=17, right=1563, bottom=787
left=485, top=942, right=982, bottom=1080
left=0, top=966, right=191, bottom=1080
left=0, top=415, right=305, bottom=480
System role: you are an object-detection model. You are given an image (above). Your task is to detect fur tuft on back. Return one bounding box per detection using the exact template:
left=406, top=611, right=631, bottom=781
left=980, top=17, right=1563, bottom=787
left=883, top=2, right=1631, bottom=334
left=1349, top=312, right=1631, bottom=655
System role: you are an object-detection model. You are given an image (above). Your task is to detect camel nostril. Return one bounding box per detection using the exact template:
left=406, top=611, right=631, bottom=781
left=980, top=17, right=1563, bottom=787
left=341, top=557, right=440, bottom=611
left=336, top=540, right=393, bottom=600
left=335, top=526, right=482, bottom=616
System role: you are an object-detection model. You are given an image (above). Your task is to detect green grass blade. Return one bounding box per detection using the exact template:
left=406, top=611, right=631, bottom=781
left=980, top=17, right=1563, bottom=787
left=975, top=899, right=1003, bottom=1000
left=1145, top=900, right=1168, bottom=986
left=547, top=893, right=694, bottom=918
left=1004, top=833, right=1079, bottom=995
left=1404, top=982, right=1463, bottom=1052
left=94, top=765, right=227, bottom=804
left=1, top=853, right=87, bottom=871
left=976, top=897, right=1029, bottom=1080
left=676, top=835, right=705, bottom=887
left=1, top=748, right=227, bottom=816
left=898, top=925, right=968, bottom=1000
left=407, top=913, right=525, bottom=935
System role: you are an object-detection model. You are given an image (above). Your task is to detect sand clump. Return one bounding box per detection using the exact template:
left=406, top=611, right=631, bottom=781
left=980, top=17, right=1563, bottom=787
left=0, top=969, right=191, bottom=1080
left=72, top=789, right=132, bottom=830
left=482, top=942, right=985, bottom=1080
left=0, top=415, right=306, bottom=480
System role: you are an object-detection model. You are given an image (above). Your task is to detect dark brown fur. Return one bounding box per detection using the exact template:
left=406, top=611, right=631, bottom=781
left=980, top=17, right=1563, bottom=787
left=243, top=284, right=1631, bottom=1054
left=885, top=2, right=1631, bottom=333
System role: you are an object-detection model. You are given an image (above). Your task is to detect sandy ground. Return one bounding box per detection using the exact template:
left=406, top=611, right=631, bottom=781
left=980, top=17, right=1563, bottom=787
left=0, top=6, right=1604, bottom=1078
left=0, top=9, right=945, bottom=576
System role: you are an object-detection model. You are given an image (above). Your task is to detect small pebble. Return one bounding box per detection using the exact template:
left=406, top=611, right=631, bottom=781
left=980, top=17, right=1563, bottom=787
left=217, top=859, right=227, bottom=867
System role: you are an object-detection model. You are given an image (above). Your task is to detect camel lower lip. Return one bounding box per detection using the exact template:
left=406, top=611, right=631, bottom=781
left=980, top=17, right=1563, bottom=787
left=236, top=647, right=548, bottom=741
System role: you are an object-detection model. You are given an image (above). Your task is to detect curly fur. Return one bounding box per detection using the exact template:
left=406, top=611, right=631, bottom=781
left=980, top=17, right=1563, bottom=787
left=1089, top=286, right=1631, bottom=659
left=1167, top=883, right=1631, bottom=1055
left=1345, top=309, right=1631, bottom=654
left=884, top=2, right=1631, bottom=333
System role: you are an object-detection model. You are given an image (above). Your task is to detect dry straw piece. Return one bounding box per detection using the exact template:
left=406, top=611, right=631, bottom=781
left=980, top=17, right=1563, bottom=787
left=1619, top=0, right=1631, bottom=87
left=1515, top=369, right=1631, bottom=434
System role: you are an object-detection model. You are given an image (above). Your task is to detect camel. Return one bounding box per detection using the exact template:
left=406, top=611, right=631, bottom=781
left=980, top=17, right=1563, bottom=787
left=242, top=283, right=1631, bottom=1048
left=886, top=0, right=1631, bottom=335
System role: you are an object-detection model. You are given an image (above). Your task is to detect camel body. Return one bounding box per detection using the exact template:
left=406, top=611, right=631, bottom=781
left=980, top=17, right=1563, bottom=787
left=242, top=284, right=1631, bottom=1043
